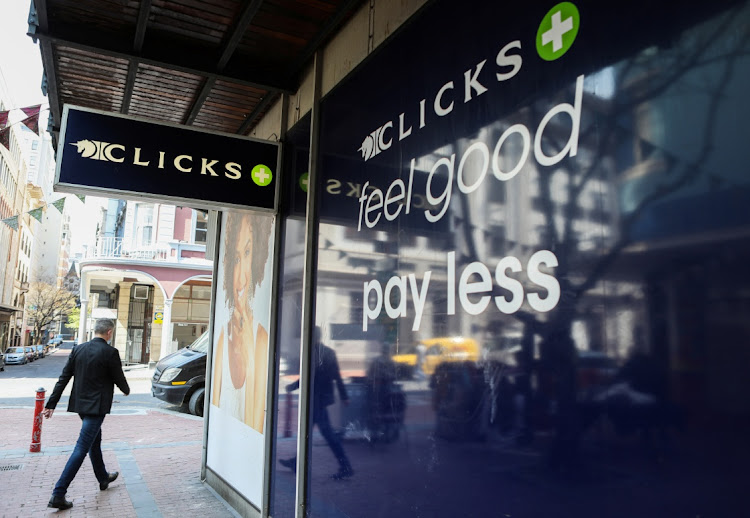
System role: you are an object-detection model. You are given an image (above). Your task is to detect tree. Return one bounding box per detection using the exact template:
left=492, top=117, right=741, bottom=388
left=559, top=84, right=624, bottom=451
left=65, top=307, right=82, bottom=332
left=26, top=282, right=77, bottom=344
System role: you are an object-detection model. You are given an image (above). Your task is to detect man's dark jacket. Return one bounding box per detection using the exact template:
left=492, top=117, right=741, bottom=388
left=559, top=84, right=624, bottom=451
left=46, top=337, right=130, bottom=415
left=287, top=342, right=348, bottom=410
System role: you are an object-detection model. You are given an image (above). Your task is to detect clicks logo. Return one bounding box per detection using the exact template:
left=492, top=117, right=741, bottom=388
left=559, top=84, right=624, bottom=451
left=536, top=2, right=580, bottom=61
left=358, top=122, right=394, bottom=162
left=356, top=2, right=581, bottom=160
left=69, top=138, right=270, bottom=183
left=71, top=139, right=125, bottom=162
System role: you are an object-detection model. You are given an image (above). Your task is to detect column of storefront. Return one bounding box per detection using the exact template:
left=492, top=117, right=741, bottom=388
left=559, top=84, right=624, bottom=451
left=159, top=298, right=173, bottom=359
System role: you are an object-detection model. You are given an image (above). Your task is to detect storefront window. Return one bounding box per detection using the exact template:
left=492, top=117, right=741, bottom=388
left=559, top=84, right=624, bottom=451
left=299, top=0, right=750, bottom=516
left=269, top=120, right=311, bottom=518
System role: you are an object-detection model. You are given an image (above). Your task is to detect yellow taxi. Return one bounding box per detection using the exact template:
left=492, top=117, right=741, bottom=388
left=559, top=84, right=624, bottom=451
left=392, top=337, right=480, bottom=378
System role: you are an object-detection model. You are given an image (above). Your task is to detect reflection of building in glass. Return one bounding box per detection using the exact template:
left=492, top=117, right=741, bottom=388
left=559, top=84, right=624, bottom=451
left=294, top=86, right=639, bottom=374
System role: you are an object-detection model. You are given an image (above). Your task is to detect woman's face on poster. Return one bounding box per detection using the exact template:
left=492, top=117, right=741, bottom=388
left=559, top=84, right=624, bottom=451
left=233, top=216, right=253, bottom=297
left=226, top=215, right=254, bottom=389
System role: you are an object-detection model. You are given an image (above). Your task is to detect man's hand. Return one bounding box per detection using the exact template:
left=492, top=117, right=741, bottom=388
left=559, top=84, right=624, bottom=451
left=43, top=408, right=54, bottom=419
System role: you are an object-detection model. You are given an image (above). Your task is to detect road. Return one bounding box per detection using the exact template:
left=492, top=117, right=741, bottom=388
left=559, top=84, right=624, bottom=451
left=0, top=343, right=190, bottom=415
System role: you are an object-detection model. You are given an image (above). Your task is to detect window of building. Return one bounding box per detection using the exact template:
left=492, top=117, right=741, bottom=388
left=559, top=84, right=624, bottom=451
left=191, top=285, right=211, bottom=299
left=349, top=291, right=363, bottom=323
left=489, top=225, right=507, bottom=256
left=135, top=203, right=155, bottom=247
left=171, top=283, right=211, bottom=323
left=194, top=210, right=208, bottom=244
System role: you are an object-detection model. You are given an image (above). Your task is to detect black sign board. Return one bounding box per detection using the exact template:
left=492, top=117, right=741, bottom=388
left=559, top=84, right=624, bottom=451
left=55, top=105, right=279, bottom=211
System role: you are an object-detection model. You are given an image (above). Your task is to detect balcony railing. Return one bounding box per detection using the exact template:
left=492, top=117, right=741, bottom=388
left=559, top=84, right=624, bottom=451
left=83, top=237, right=210, bottom=264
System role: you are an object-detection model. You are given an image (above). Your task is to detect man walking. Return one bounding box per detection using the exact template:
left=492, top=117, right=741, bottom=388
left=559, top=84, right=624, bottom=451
left=44, top=319, right=130, bottom=510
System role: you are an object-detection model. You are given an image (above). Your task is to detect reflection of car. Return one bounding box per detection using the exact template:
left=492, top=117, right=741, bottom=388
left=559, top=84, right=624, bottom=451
left=392, top=337, right=480, bottom=378
left=151, top=332, right=208, bottom=416
left=25, top=346, right=36, bottom=362
left=4, top=347, right=27, bottom=365
left=35, top=345, right=46, bottom=358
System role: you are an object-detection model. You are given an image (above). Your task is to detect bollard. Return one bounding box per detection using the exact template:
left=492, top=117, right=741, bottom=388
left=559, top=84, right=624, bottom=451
left=30, top=387, right=46, bottom=453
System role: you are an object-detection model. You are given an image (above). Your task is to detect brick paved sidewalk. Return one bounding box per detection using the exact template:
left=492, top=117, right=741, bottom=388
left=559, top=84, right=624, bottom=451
left=0, top=408, right=239, bottom=518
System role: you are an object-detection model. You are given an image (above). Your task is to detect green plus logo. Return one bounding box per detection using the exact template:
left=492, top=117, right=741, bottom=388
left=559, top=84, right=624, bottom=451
left=251, top=164, right=273, bottom=186
left=299, top=172, right=309, bottom=192
left=536, top=2, right=580, bottom=61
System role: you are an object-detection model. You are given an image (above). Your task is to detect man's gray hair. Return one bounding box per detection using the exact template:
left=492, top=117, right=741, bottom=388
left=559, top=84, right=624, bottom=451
left=94, top=319, right=115, bottom=335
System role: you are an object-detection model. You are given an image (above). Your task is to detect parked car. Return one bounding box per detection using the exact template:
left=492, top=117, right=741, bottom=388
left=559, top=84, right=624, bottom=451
left=35, top=345, right=46, bottom=359
left=50, top=336, right=63, bottom=346
left=151, top=331, right=208, bottom=416
left=25, top=346, right=36, bottom=362
left=5, top=347, right=27, bottom=365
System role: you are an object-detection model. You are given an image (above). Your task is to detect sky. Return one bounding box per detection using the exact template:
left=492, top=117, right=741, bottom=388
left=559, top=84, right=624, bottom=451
left=0, top=1, right=47, bottom=110
left=0, top=0, right=97, bottom=256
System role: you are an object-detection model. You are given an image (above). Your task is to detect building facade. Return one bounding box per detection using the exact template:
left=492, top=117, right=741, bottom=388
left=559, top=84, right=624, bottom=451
left=78, top=200, right=212, bottom=364
left=0, top=77, right=36, bottom=349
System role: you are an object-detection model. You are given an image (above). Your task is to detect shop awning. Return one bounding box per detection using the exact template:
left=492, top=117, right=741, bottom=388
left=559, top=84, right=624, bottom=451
left=28, top=0, right=363, bottom=145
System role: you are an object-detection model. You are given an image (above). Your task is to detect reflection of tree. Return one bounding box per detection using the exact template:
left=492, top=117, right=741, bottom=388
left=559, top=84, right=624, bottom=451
left=457, top=4, right=748, bottom=466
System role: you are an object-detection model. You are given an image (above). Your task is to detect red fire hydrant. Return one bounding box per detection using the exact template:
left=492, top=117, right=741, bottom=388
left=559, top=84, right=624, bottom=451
left=30, top=387, right=46, bottom=453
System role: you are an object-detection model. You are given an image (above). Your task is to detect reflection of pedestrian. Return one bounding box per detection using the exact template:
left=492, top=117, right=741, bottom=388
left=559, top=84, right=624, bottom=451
left=365, top=345, right=405, bottom=442
left=280, top=327, right=354, bottom=480
left=44, top=319, right=130, bottom=510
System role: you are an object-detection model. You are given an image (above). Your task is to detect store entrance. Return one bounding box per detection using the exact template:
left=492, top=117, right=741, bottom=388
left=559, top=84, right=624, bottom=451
left=126, top=284, right=153, bottom=364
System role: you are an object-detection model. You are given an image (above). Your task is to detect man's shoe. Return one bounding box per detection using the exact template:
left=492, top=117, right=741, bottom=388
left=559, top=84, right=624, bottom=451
left=331, top=467, right=354, bottom=480
left=48, top=496, right=73, bottom=510
left=99, top=471, right=119, bottom=490
left=279, top=458, right=297, bottom=473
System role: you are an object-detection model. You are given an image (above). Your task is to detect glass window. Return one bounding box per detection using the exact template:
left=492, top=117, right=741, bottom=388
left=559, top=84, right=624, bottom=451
left=188, top=331, right=209, bottom=353
left=302, top=1, right=750, bottom=517
left=171, top=300, right=188, bottom=320
left=194, top=210, right=208, bottom=244
left=174, top=285, right=191, bottom=299
left=191, top=285, right=211, bottom=299
left=135, top=203, right=154, bottom=247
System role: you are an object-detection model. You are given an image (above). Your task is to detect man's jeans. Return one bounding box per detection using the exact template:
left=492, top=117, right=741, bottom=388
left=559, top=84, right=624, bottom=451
left=52, top=414, right=108, bottom=497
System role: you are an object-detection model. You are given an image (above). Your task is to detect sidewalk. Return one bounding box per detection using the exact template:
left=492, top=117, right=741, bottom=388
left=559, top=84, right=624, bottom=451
left=0, top=407, right=239, bottom=518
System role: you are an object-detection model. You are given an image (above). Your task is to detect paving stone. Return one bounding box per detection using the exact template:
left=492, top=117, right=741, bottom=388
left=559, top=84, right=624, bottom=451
left=0, top=408, right=236, bottom=518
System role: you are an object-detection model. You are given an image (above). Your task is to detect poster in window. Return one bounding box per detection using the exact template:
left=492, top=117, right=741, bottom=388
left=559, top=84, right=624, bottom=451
left=206, top=211, right=275, bottom=506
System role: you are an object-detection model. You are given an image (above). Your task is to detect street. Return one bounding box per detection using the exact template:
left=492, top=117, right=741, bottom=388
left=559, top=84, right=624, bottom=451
left=0, top=344, right=185, bottom=414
